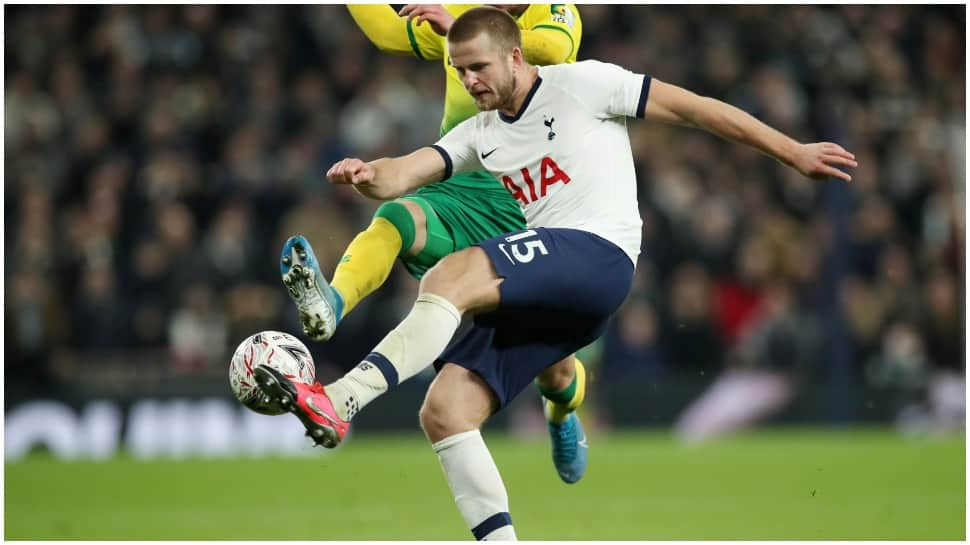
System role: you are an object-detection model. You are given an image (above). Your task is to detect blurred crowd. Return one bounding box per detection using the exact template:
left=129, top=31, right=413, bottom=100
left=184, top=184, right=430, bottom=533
left=4, top=6, right=964, bottom=427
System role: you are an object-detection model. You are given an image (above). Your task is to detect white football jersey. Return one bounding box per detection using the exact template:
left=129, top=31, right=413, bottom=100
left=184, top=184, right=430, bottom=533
left=434, top=60, right=650, bottom=266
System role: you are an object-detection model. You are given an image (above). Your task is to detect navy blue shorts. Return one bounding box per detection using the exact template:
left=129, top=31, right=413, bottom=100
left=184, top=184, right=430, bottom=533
left=434, top=228, right=635, bottom=409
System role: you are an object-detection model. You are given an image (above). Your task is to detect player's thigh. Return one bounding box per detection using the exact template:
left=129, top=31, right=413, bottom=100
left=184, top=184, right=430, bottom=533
left=401, top=181, right=524, bottom=278
left=420, top=363, right=499, bottom=443
left=396, top=199, right=428, bottom=257
left=420, top=246, right=503, bottom=315
left=479, top=227, right=635, bottom=317
left=397, top=196, right=458, bottom=278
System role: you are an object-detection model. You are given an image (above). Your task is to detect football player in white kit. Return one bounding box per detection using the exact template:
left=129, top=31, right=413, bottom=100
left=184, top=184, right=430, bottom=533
left=255, top=7, right=856, bottom=540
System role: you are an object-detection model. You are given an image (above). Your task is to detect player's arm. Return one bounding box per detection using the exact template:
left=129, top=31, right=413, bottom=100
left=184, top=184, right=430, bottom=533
left=356, top=4, right=447, bottom=60
left=346, top=5, right=414, bottom=56
left=327, top=147, right=448, bottom=200
left=329, top=113, right=480, bottom=199
left=521, top=28, right=572, bottom=65
left=520, top=4, right=580, bottom=65
left=644, top=79, right=857, bottom=181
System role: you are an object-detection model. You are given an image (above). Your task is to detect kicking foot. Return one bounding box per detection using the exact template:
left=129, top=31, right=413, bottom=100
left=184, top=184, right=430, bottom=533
left=254, top=365, right=349, bottom=448
left=280, top=235, right=340, bottom=341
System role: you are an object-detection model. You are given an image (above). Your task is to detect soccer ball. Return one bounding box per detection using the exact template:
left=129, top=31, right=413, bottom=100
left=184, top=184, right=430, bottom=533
left=229, top=330, right=316, bottom=415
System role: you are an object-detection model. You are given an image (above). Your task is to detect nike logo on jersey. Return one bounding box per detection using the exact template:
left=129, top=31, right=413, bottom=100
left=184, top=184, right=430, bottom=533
left=481, top=147, right=498, bottom=159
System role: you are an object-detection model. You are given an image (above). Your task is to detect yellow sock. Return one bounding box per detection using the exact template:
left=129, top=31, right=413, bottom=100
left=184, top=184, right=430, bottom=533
left=545, top=358, right=587, bottom=424
left=330, top=217, right=403, bottom=319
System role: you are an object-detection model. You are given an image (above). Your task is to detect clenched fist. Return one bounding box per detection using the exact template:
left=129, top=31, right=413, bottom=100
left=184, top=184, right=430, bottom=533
left=326, top=158, right=376, bottom=186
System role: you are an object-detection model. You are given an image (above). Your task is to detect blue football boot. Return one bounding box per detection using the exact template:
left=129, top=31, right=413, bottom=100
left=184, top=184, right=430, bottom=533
left=280, top=235, right=341, bottom=341
left=545, top=401, right=588, bottom=484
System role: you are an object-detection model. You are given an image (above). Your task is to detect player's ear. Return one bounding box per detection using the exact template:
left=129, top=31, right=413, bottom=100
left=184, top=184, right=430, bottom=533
left=510, top=46, right=523, bottom=66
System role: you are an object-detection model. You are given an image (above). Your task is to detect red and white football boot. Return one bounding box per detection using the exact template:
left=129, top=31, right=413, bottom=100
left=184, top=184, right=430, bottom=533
left=254, top=364, right=349, bottom=448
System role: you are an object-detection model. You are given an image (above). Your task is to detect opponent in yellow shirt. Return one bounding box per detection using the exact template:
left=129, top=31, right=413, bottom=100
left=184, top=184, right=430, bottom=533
left=351, top=4, right=581, bottom=135
left=279, top=5, right=587, bottom=483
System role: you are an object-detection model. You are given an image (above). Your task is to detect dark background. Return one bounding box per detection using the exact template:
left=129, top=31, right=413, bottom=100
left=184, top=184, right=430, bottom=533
left=4, top=5, right=964, bottom=433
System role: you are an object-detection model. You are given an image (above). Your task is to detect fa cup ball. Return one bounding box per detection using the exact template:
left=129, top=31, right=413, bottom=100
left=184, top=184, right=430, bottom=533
left=229, top=331, right=316, bottom=415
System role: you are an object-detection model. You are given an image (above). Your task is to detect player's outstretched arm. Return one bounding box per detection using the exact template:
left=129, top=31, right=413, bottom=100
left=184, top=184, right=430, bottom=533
left=326, top=147, right=447, bottom=201
left=644, top=79, right=858, bottom=182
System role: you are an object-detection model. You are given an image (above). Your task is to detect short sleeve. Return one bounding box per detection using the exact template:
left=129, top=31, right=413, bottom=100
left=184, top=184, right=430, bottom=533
left=432, top=117, right=483, bottom=179
left=562, top=60, right=652, bottom=119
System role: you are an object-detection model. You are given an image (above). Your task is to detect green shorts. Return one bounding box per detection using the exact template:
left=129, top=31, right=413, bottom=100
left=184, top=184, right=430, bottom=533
left=400, top=170, right=526, bottom=279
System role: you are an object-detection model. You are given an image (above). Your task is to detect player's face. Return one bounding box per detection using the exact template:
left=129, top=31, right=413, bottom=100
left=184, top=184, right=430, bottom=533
left=449, top=34, right=517, bottom=111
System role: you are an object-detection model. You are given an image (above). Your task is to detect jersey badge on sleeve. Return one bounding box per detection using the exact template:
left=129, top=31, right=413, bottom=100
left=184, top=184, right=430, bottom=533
left=550, top=5, right=576, bottom=28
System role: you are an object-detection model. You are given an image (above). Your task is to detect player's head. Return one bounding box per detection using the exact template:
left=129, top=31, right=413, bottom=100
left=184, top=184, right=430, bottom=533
left=489, top=4, right=528, bottom=17
left=447, top=6, right=525, bottom=111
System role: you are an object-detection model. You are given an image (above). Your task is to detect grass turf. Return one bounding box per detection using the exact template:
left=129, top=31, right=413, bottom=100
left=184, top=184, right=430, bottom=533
left=4, top=428, right=964, bottom=540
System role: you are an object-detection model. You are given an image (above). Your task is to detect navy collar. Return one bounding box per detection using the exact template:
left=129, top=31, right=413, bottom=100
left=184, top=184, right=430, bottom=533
left=498, top=75, right=542, bottom=124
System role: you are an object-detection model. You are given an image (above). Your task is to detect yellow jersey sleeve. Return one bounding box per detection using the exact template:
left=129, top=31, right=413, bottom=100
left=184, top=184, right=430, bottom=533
left=404, top=5, right=479, bottom=60
left=519, top=4, right=583, bottom=64
left=346, top=4, right=413, bottom=56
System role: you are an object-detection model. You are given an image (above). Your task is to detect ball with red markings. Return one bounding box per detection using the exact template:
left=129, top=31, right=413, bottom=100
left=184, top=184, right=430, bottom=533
left=228, top=330, right=316, bottom=415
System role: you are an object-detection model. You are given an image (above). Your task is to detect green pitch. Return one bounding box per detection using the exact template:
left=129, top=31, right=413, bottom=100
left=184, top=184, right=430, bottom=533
left=5, top=428, right=964, bottom=540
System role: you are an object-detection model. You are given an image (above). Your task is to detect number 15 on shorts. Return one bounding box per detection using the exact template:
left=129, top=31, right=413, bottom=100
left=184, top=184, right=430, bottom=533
left=497, top=229, right=549, bottom=265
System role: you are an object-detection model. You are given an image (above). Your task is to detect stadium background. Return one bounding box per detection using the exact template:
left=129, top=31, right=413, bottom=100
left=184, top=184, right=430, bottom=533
left=4, top=4, right=965, bottom=540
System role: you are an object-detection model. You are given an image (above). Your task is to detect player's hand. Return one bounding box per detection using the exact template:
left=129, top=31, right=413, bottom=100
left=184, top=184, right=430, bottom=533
left=327, top=158, right=375, bottom=186
left=791, top=142, right=857, bottom=182
left=399, top=4, right=454, bottom=36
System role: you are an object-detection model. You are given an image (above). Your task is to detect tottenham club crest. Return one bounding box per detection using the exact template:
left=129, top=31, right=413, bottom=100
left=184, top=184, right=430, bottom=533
left=544, top=116, right=556, bottom=140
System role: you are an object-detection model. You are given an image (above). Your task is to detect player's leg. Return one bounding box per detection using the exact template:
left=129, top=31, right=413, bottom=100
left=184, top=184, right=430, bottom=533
left=280, top=197, right=444, bottom=342
left=258, top=228, right=633, bottom=449
left=330, top=199, right=428, bottom=315
left=258, top=245, right=501, bottom=447
left=321, top=246, right=500, bottom=419
left=537, top=356, right=585, bottom=421
left=420, top=364, right=517, bottom=540
left=398, top=178, right=528, bottom=279
left=411, top=186, right=589, bottom=482
left=395, top=196, right=459, bottom=275
left=536, top=355, right=589, bottom=483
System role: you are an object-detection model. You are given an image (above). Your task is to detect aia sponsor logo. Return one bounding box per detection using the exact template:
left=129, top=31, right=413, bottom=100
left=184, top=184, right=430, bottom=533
left=501, top=156, right=571, bottom=205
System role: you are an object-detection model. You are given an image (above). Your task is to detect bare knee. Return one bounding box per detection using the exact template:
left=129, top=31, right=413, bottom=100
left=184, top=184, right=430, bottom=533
left=419, top=397, right=467, bottom=443
left=419, top=364, right=497, bottom=444
left=420, top=393, right=491, bottom=444
left=537, top=356, right=576, bottom=391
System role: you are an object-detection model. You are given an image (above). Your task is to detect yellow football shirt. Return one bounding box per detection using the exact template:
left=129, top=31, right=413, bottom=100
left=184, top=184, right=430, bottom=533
left=348, top=4, right=583, bottom=135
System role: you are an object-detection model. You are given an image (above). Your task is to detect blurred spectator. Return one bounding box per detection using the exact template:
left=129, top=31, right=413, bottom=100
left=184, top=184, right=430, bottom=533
left=3, top=6, right=963, bottom=431
left=169, top=284, right=228, bottom=371
left=660, top=262, right=724, bottom=377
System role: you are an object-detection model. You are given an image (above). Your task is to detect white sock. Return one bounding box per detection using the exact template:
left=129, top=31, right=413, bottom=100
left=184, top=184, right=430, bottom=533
left=432, top=430, right=517, bottom=541
left=326, top=293, right=461, bottom=420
